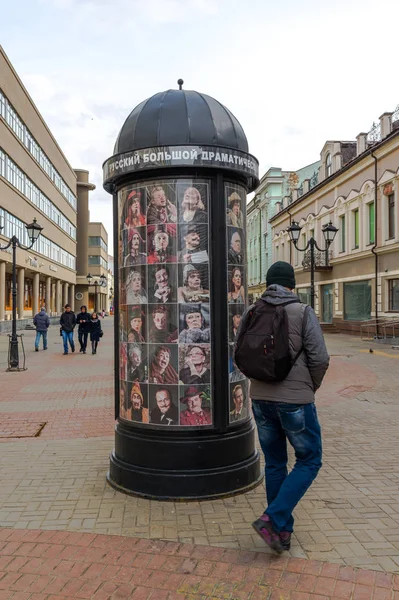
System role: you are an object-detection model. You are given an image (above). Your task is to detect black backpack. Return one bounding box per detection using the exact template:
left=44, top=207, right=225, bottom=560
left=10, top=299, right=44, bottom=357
left=234, top=299, right=309, bottom=382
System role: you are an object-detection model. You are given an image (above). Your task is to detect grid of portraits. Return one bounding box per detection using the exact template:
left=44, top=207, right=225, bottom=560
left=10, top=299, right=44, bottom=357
left=118, top=179, right=212, bottom=428
left=226, top=183, right=249, bottom=424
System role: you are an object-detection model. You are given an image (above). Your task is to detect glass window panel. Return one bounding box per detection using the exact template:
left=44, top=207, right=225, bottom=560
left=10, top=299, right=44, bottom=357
left=369, top=203, right=375, bottom=244
left=389, top=280, right=399, bottom=311
left=344, top=281, right=371, bottom=321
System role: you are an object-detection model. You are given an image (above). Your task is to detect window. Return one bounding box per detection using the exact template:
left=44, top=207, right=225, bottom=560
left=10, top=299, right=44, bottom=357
left=325, top=153, right=332, bottom=178
left=89, top=236, right=108, bottom=251
left=88, top=255, right=108, bottom=269
left=368, top=202, right=375, bottom=244
left=0, top=87, right=77, bottom=209
left=353, top=209, right=359, bottom=248
left=340, top=215, right=346, bottom=252
left=344, top=281, right=371, bottom=321
left=309, top=229, right=314, bottom=241
left=389, top=280, right=399, bottom=311
left=297, top=288, right=311, bottom=305
left=388, top=194, right=395, bottom=239
left=0, top=147, right=76, bottom=239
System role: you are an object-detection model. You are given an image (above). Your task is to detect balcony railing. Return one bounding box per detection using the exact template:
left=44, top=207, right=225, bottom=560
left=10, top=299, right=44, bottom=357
left=302, top=249, right=333, bottom=270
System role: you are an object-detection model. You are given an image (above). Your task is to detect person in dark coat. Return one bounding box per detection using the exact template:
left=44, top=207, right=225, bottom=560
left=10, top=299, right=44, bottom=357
left=33, top=306, right=50, bottom=351
left=60, top=304, right=76, bottom=355
left=90, top=312, right=102, bottom=355
left=76, top=305, right=90, bottom=354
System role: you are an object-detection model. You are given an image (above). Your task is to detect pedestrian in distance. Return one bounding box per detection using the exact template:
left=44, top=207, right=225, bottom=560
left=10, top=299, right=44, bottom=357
left=33, top=306, right=50, bottom=351
left=90, top=311, right=102, bottom=355
left=235, top=261, right=330, bottom=554
left=76, top=305, right=90, bottom=354
left=60, top=304, right=76, bottom=355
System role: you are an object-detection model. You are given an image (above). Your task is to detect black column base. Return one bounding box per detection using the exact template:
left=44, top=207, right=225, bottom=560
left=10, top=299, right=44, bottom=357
left=107, top=420, right=263, bottom=501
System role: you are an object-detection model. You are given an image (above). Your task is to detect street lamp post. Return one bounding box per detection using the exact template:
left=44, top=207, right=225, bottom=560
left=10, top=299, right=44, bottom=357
left=86, top=273, right=107, bottom=311
left=287, top=220, right=338, bottom=309
left=0, top=218, right=43, bottom=371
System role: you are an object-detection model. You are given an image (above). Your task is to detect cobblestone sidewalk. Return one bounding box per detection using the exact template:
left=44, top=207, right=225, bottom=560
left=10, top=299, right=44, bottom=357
left=0, top=320, right=399, bottom=598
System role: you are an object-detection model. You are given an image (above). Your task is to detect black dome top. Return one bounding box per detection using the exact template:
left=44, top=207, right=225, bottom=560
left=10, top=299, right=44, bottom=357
left=114, top=88, right=249, bottom=154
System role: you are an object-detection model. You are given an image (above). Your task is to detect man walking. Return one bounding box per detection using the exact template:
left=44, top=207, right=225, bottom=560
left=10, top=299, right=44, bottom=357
left=76, top=305, right=90, bottom=353
left=33, top=306, right=50, bottom=351
left=241, top=261, right=329, bottom=554
left=60, top=304, right=76, bottom=355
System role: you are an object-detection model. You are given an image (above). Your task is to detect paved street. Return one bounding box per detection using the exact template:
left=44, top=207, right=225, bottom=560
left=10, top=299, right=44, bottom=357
left=0, top=318, right=399, bottom=598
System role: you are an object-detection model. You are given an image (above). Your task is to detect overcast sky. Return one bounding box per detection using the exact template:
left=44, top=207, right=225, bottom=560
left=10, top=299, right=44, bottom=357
left=1, top=0, right=399, bottom=250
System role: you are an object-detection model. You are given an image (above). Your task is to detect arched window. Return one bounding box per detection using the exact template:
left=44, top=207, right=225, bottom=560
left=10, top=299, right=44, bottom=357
left=325, top=153, right=332, bottom=178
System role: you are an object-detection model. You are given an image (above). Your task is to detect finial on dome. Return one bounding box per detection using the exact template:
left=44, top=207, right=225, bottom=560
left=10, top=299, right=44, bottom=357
left=177, top=79, right=184, bottom=90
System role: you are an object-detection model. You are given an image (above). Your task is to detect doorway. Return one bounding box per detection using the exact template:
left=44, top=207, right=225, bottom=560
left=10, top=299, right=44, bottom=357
left=321, top=284, right=333, bottom=323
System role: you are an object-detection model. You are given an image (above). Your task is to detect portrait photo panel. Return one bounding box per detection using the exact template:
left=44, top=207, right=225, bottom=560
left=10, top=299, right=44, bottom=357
left=148, top=344, right=179, bottom=385
left=229, top=380, right=249, bottom=424
left=178, top=263, right=209, bottom=303
left=146, top=182, right=177, bottom=225
left=226, top=186, right=245, bottom=229
left=227, top=265, right=246, bottom=305
left=147, top=224, right=177, bottom=264
left=147, top=304, right=178, bottom=344
left=149, top=385, right=179, bottom=426
left=228, top=304, right=245, bottom=343
left=178, top=223, right=209, bottom=264
left=125, top=382, right=149, bottom=424
left=227, top=227, right=245, bottom=265
left=127, top=305, right=147, bottom=343
left=121, top=186, right=147, bottom=229
left=147, top=264, right=177, bottom=304
left=176, top=181, right=209, bottom=225
left=126, top=342, right=148, bottom=383
left=228, top=343, right=246, bottom=384
left=179, top=384, right=212, bottom=427
left=179, top=344, right=211, bottom=385
left=122, top=265, right=147, bottom=305
left=122, top=226, right=147, bottom=267
left=179, top=303, right=210, bottom=344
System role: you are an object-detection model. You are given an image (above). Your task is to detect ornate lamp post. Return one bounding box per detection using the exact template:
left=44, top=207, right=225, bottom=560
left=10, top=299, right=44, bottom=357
left=287, top=220, right=338, bottom=309
left=0, top=218, right=43, bottom=371
left=86, top=273, right=107, bottom=311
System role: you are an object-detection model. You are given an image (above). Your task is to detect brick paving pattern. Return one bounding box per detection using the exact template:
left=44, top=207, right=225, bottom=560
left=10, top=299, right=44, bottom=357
left=0, top=319, right=399, bottom=597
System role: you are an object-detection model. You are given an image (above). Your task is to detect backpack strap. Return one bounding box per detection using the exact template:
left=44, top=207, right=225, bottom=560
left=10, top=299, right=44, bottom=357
left=291, top=305, right=310, bottom=367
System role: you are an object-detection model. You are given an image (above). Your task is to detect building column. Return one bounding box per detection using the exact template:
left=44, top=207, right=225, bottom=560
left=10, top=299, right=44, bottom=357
left=69, top=284, right=75, bottom=312
left=17, top=268, right=25, bottom=319
left=56, top=279, right=62, bottom=315
left=0, top=262, right=5, bottom=321
left=63, top=282, right=69, bottom=308
left=32, top=272, right=40, bottom=316
left=45, top=276, right=52, bottom=315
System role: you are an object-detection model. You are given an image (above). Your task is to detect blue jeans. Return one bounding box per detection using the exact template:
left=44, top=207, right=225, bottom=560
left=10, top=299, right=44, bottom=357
left=35, top=330, right=47, bottom=350
left=252, top=400, right=322, bottom=533
left=61, top=330, right=75, bottom=353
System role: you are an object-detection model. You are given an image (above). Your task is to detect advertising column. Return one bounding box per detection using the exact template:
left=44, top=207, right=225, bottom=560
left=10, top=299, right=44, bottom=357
left=118, top=178, right=213, bottom=430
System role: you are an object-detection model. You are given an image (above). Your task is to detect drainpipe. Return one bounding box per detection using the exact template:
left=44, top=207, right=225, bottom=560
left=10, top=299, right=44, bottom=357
left=370, top=151, right=378, bottom=336
left=287, top=209, right=293, bottom=263
left=256, top=206, right=262, bottom=293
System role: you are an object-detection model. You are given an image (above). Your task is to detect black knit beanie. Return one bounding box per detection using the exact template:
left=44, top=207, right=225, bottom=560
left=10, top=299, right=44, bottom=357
left=266, top=261, right=296, bottom=290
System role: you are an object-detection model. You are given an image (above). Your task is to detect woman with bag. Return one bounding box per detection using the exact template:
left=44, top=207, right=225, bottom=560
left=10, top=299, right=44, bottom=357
left=90, top=312, right=103, bottom=355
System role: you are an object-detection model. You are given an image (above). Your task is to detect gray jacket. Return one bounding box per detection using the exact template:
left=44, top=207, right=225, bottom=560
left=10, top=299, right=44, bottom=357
left=248, top=285, right=330, bottom=404
left=33, top=309, right=50, bottom=332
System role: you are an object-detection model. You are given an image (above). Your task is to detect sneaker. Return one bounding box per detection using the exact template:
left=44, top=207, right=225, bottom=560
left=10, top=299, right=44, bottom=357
left=79, top=348, right=83, bottom=353
left=83, top=350, right=86, bottom=354
left=71, top=347, right=75, bottom=353
left=279, top=531, right=291, bottom=551
left=35, top=348, right=38, bottom=352
left=63, top=352, right=68, bottom=355
left=252, top=515, right=284, bottom=554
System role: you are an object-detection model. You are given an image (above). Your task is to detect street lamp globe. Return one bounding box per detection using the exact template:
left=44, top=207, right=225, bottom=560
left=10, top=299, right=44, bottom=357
left=287, top=221, right=302, bottom=244
left=322, top=221, right=339, bottom=245
left=26, top=218, right=43, bottom=243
